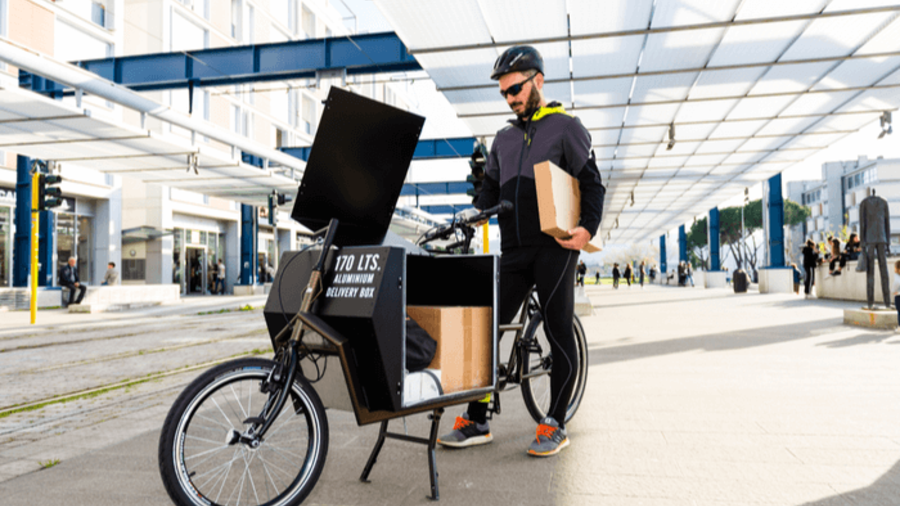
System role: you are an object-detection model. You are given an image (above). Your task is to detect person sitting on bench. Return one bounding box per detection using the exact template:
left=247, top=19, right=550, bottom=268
left=59, top=257, right=87, bottom=305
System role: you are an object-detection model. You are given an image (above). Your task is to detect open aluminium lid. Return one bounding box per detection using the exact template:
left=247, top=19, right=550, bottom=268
left=291, top=87, right=425, bottom=247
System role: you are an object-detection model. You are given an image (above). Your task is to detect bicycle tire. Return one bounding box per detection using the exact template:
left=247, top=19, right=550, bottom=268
left=520, top=312, right=588, bottom=424
left=158, top=357, right=329, bottom=506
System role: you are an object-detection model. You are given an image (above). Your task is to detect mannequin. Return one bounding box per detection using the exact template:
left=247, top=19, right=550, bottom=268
left=856, top=188, right=891, bottom=309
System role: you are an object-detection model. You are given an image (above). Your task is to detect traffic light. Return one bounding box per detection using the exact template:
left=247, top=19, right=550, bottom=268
left=267, top=191, right=292, bottom=226
left=38, top=174, right=63, bottom=211
left=467, top=142, right=487, bottom=205
left=267, top=191, right=278, bottom=226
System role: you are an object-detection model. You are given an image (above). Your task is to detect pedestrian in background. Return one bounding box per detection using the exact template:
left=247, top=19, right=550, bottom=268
left=595, top=271, right=600, bottom=285
left=801, top=239, right=820, bottom=299
left=215, top=258, right=226, bottom=295
left=59, top=257, right=87, bottom=305
left=685, top=262, right=695, bottom=287
left=612, top=263, right=620, bottom=289
left=791, top=263, right=801, bottom=295
left=638, top=261, right=646, bottom=288
left=893, top=259, right=900, bottom=331
left=828, top=237, right=846, bottom=276
left=576, top=260, right=587, bottom=287
left=846, top=233, right=861, bottom=261
left=102, top=262, right=119, bottom=286
left=623, top=263, right=633, bottom=288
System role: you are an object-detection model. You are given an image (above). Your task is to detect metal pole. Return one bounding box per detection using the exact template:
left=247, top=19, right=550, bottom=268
left=30, top=170, right=39, bottom=324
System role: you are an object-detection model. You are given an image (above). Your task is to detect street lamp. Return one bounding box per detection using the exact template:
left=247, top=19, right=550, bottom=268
left=741, top=187, right=749, bottom=269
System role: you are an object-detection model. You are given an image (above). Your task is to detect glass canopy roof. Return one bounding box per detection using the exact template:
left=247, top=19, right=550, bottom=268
left=375, top=0, right=900, bottom=244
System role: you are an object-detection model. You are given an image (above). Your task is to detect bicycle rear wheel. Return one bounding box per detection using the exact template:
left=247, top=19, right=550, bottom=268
left=158, top=357, right=328, bottom=506
left=520, top=313, right=588, bottom=424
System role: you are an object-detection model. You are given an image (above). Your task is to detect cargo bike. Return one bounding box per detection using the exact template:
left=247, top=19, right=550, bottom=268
left=157, top=88, right=588, bottom=506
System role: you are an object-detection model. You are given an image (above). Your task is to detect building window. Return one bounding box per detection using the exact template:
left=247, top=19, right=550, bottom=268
left=302, top=5, right=315, bottom=39
left=122, top=259, right=146, bottom=281
left=91, top=2, right=106, bottom=28
left=302, top=95, right=315, bottom=134
left=57, top=214, right=93, bottom=285
left=231, top=0, right=241, bottom=39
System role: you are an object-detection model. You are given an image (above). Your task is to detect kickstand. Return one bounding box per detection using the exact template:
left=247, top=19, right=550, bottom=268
left=359, top=408, right=445, bottom=501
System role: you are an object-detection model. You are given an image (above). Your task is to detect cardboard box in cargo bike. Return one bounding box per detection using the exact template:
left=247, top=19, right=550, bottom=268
left=534, top=160, right=604, bottom=253
left=263, top=87, right=498, bottom=427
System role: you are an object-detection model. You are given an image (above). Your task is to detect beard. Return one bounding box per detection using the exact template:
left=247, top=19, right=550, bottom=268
left=511, top=85, right=542, bottom=120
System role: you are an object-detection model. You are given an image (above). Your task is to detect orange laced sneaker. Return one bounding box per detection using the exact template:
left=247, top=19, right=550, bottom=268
left=527, top=417, right=569, bottom=457
left=437, top=413, right=493, bottom=448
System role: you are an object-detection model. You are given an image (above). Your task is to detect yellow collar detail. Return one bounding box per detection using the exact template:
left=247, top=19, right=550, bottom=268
left=530, top=105, right=571, bottom=122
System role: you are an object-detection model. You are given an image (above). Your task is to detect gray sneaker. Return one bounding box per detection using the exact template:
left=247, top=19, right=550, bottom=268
left=437, top=413, right=492, bottom=448
left=527, top=417, right=569, bottom=457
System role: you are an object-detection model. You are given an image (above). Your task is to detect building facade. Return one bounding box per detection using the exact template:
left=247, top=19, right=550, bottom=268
left=0, top=0, right=416, bottom=297
left=786, top=155, right=900, bottom=267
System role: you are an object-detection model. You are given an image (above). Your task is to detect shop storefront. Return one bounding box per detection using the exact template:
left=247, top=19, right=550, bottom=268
left=173, top=226, right=226, bottom=295
left=55, top=197, right=93, bottom=285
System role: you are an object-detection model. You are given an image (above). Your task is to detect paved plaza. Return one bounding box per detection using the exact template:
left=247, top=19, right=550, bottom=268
left=1, top=284, right=899, bottom=505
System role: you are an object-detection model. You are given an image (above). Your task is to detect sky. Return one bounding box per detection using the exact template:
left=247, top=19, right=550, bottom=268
left=340, top=0, right=900, bottom=261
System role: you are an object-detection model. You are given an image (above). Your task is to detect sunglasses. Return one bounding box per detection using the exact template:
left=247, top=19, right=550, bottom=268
left=500, top=73, right=537, bottom=98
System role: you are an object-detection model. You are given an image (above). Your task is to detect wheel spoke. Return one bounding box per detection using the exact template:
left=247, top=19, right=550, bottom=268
left=211, top=398, right=237, bottom=430
left=258, top=454, right=282, bottom=499
left=197, top=449, right=240, bottom=491
left=231, top=384, right=249, bottom=419
left=185, top=443, right=231, bottom=461
left=186, top=434, right=231, bottom=447
left=196, top=412, right=233, bottom=431
left=264, top=406, right=303, bottom=440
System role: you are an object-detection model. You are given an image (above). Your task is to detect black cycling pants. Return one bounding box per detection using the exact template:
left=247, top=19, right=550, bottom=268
left=804, top=266, right=815, bottom=295
left=468, top=246, right=578, bottom=427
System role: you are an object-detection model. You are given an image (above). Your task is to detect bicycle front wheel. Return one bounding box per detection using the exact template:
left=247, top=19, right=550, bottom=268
left=158, top=357, right=329, bottom=506
left=520, top=313, right=589, bottom=424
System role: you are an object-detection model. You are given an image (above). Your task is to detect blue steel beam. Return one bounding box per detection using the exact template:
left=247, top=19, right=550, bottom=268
left=709, top=207, right=721, bottom=271
left=20, top=32, right=420, bottom=94
left=13, top=156, right=31, bottom=287
left=679, top=225, right=687, bottom=264
left=659, top=235, right=667, bottom=274
left=412, top=138, right=478, bottom=159
left=277, top=137, right=477, bottom=164
left=767, top=173, right=785, bottom=267
left=401, top=182, right=471, bottom=196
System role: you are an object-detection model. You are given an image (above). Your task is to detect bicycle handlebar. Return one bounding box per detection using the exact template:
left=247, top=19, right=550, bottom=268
left=418, top=200, right=513, bottom=247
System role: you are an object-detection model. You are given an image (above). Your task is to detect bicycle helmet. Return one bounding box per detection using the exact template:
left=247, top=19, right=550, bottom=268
left=491, top=45, right=544, bottom=80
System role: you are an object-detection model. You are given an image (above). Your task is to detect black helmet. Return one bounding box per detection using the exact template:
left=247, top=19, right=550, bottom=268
left=491, top=45, right=543, bottom=80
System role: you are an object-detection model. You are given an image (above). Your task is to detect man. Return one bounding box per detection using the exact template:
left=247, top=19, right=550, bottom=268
left=215, top=258, right=226, bottom=295
left=437, top=46, right=604, bottom=457
left=59, top=257, right=87, bottom=305
left=102, top=262, right=118, bottom=285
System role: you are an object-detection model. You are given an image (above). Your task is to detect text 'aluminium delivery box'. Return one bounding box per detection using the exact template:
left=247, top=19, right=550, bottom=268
left=534, top=160, right=603, bottom=253
left=406, top=306, right=492, bottom=395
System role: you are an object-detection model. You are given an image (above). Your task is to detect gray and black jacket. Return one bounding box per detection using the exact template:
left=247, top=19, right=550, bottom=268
left=476, top=103, right=605, bottom=251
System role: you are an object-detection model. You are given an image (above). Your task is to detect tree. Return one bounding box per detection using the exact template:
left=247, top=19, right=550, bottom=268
left=685, top=218, right=709, bottom=269
left=783, top=198, right=812, bottom=262
left=697, top=198, right=809, bottom=271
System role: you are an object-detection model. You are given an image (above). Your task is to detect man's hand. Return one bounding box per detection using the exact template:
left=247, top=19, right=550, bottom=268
left=555, top=227, right=591, bottom=251
left=456, top=207, right=488, bottom=227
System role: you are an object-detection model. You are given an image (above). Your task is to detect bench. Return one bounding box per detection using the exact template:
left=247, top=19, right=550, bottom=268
left=64, top=284, right=181, bottom=313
